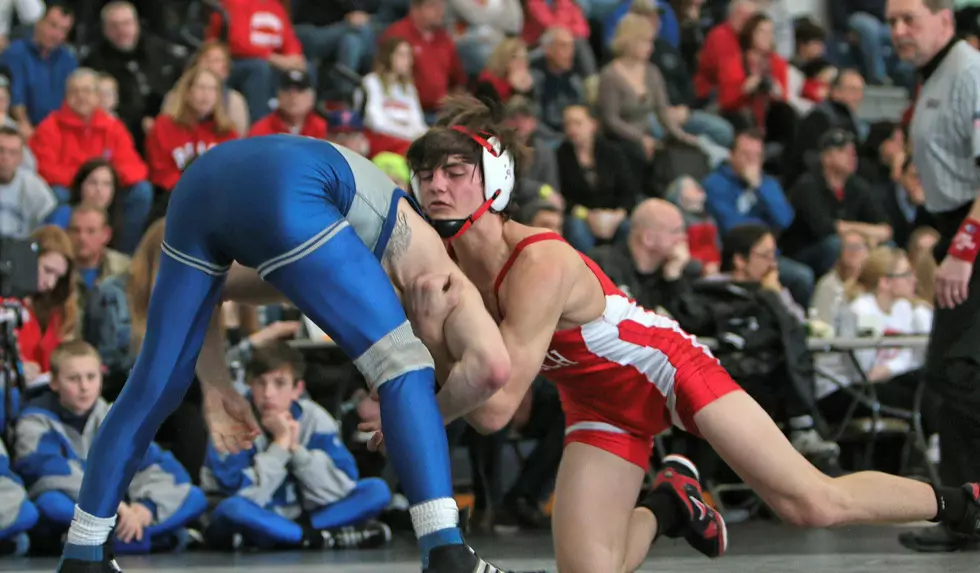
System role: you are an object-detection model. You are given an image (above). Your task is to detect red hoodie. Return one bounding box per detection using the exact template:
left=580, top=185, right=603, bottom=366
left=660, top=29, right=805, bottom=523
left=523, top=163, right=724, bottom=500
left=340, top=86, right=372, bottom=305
left=718, top=52, right=789, bottom=127
left=146, top=114, right=238, bottom=191
left=30, top=106, right=148, bottom=188
left=694, top=22, right=740, bottom=101
left=248, top=111, right=327, bottom=139
left=18, top=304, right=64, bottom=373
left=208, top=0, right=302, bottom=60
left=522, top=0, right=590, bottom=45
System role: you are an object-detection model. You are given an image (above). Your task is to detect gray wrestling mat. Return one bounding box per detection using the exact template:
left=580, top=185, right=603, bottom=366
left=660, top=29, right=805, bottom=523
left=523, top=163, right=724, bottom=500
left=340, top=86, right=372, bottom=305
left=3, top=522, right=976, bottom=572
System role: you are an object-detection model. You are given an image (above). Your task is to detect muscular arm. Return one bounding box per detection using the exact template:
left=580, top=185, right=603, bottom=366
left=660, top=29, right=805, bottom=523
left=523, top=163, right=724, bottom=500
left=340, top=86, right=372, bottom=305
left=384, top=201, right=512, bottom=423
left=464, top=248, right=571, bottom=434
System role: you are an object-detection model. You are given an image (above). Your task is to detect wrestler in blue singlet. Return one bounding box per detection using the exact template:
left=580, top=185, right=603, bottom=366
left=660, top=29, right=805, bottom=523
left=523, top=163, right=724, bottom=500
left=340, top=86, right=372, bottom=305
left=57, top=136, right=469, bottom=572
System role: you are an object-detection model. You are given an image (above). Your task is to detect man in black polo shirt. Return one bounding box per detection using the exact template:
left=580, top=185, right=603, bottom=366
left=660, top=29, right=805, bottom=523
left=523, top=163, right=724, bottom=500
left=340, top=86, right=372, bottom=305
left=780, top=128, right=893, bottom=277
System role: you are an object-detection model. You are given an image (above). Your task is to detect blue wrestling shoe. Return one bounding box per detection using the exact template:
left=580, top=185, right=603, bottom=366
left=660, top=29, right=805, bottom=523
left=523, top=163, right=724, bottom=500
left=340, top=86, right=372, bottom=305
left=423, top=543, right=548, bottom=573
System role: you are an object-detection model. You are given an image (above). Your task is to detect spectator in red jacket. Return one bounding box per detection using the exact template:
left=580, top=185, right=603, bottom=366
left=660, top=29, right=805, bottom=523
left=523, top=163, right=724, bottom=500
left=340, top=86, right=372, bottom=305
left=29, top=68, right=152, bottom=255
left=208, top=0, right=308, bottom=121
left=380, top=0, right=466, bottom=118
left=146, top=66, right=239, bottom=224
left=718, top=13, right=796, bottom=154
left=19, top=225, right=78, bottom=384
left=694, top=0, right=758, bottom=102
left=248, top=69, right=327, bottom=139
left=522, top=0, right=596, bottom=76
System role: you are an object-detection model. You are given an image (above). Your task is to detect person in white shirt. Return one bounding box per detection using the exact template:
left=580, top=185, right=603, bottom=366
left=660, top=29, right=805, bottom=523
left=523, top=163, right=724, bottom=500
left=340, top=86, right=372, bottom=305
left=357, top=36, right=428, bottom=157
left=817, top=246, right=940, bottom=440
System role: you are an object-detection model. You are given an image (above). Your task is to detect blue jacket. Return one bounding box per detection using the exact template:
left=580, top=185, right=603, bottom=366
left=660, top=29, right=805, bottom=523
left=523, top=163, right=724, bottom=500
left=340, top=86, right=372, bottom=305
left=0, top=439, right=29, bottom=530
left=0, top=38, right=78, bottom=126
left=13, top=392, right=196, bottom=524
left=202, top=398, right=360, bottom=519
left=702, top=164, right=794, bottom=235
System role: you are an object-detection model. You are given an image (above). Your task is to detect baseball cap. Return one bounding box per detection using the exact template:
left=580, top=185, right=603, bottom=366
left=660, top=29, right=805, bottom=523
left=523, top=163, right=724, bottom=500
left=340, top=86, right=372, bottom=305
left=280, top=69, right=312, bottom=91
left=326, top=109, right=364, bottom=132
left=817, top=128, right=855, bottom=152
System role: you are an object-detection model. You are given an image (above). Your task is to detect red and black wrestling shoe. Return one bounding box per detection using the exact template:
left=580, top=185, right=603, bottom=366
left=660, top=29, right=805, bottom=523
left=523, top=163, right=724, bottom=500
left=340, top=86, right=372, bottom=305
left=651, top=454, right=728, bottom=558
left=950, top=483, right=980, bottom=537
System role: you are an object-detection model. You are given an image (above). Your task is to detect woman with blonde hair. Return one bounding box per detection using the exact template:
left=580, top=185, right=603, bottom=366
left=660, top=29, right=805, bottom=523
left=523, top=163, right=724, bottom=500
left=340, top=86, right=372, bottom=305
left=597, top=13, right=699, bottom=190
left=810, top=230, right=870, bottom=325
left=358, top=36, right=427, bottom=157
left=163, top=41, right=250, bottom=136
left=18, top=226, right=77, bottom=383
left=474, top=37, right=535, bottom=106
left=146, top=66, right=239, bottom=224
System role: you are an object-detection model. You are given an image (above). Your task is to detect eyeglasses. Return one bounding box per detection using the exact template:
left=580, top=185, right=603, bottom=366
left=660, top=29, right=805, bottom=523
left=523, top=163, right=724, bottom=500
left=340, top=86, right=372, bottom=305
left=750, top=250, right=777, bottom=261
left=887, top=270, right=914, bottom=279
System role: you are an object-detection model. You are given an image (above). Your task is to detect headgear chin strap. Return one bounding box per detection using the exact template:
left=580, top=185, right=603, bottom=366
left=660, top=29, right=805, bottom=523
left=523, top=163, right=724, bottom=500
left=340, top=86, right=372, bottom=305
left=430, top=191, right=500, bottom=240
left=412, top=126, right=516, bottom=241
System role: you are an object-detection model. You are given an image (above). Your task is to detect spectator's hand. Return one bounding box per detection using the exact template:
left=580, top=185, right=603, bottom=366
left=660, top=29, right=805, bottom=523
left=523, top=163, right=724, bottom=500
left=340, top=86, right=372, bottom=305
left=263, top=411, right=294, bottom=448
left=586, top=209, right=621, bottom=240
left=761, top=269, right=782, bottom=292
left=703, top=261, right=720, bottom=277
left=129, top=502, right=154, bottom=528
left=22, top=361, right=41, bottom=383
left=287, top=417, right=301, bottom=451
left=889, top=149, right=907, bottom=182
left=404, top=273, right=462, bottom=344
left=935, top=256, right=972, bottom=309
left=354, top=388, right=381, bottom=423
left=679, top=132, right=700, bottom=147
left=204, top=384, right=261, bottom=454
left=668, top=105, right=691, bottom=126
left=641, top=135, right=657, bottom=160
left=16, top=120, right=32, bottom=140
left=115, top=503, right=144, bottom=543
left=743, top=74, right=762, bottom=94
left=0, top=35, right=9, bottom=52
left=142, top=116, right=155, bottom=134
left=743, top=163, right=762, bottom=189
left=867, top=364, right=892, bottom=382
left=769, top=80, right=783, bottom=99
left=346, top=10, right=370, bottom=27
left=248, top=320, right=302, bottom=347
left=663, top=241, right=690, bottom=280
left=357, top=419, right=386, bottom=455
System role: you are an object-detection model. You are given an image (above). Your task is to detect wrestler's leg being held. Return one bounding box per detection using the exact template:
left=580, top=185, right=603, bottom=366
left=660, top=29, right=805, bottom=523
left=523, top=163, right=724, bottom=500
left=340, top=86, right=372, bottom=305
left=694, top=390, right=977, bottom=529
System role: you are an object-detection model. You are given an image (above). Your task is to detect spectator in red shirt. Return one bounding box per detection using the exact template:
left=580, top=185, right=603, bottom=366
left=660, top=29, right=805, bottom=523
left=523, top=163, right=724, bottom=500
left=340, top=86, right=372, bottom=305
left=380, top=0, right=466, bottom=119
left=19, top=225, right=77, bottom=385
left=249, top=69, right=327, bottom=139
left=718, top=13, right=796, bottom=154
left=208, top=0, right=308, bottom=121
left=522, top=0, right=596, bottom=76
left=694, top=0, right=758, bottom=102
left=146, top=66, right=239, bottom=225
left=29, top=68, right=152, bottom=255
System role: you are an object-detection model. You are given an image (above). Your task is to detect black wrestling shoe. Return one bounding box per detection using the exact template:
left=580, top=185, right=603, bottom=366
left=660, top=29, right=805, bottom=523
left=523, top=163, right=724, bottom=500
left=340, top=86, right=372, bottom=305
left=325, top=520, right=392, bottom=550
left=56, top=540, right=122, bottom=573
left=649, top=454, right=727, bottom=558
left=898, top=524, right=978, bottom=553
left=423, top=544, right=547, bottom=573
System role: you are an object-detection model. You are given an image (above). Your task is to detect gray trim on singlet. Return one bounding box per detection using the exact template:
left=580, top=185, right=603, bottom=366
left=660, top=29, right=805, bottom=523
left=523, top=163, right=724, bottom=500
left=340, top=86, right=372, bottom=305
left=329, top=143, right=400, bottom=255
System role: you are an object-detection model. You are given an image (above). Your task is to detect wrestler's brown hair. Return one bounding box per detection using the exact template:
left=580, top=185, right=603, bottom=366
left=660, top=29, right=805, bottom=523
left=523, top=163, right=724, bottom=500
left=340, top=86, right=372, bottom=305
left=405, top=95, right=530, bottom=185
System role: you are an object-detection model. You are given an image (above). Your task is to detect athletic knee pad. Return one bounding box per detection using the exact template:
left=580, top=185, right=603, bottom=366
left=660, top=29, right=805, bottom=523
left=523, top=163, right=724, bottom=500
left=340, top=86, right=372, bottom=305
left=353, top=321, right=434, bottom=392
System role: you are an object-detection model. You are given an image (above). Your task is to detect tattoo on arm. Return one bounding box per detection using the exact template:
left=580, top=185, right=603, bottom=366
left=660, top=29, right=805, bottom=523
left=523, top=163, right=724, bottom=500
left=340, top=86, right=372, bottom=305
left=383, top=210, right=411, bottom=265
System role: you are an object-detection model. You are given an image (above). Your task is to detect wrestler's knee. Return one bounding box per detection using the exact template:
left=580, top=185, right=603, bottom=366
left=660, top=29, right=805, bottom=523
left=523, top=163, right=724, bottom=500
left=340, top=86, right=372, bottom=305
left=353, top=321, right=434, bottom=392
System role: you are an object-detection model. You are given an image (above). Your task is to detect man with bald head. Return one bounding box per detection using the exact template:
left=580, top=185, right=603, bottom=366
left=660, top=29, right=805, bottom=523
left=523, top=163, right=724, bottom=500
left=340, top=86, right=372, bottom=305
left=589, top=198, right=712, bottom=333
left=531, top=26, right=589, bottom=133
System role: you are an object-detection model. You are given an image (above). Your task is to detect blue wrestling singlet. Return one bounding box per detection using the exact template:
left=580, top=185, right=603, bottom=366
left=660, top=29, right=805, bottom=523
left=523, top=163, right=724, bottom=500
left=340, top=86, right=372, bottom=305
left=68, top=135, right=461, bottom=565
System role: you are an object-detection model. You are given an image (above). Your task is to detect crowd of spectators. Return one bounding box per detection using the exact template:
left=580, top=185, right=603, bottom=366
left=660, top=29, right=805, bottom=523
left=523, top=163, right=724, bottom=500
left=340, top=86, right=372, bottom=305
left=0, top=0, right=967, bottom=558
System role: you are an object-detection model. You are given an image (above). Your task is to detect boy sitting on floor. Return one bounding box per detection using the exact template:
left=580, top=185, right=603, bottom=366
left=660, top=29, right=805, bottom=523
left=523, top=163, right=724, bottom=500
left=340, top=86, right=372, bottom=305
left=13, top=340, right=207, bottom=554
left=0, top=438, right=38, bottom=555
left=202, top=342, right=391, bottom=550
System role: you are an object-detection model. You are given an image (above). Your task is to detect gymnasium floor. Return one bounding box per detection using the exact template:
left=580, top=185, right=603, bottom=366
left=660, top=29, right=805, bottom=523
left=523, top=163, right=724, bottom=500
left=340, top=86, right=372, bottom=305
left=3, top=522, right=976, bottom=573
